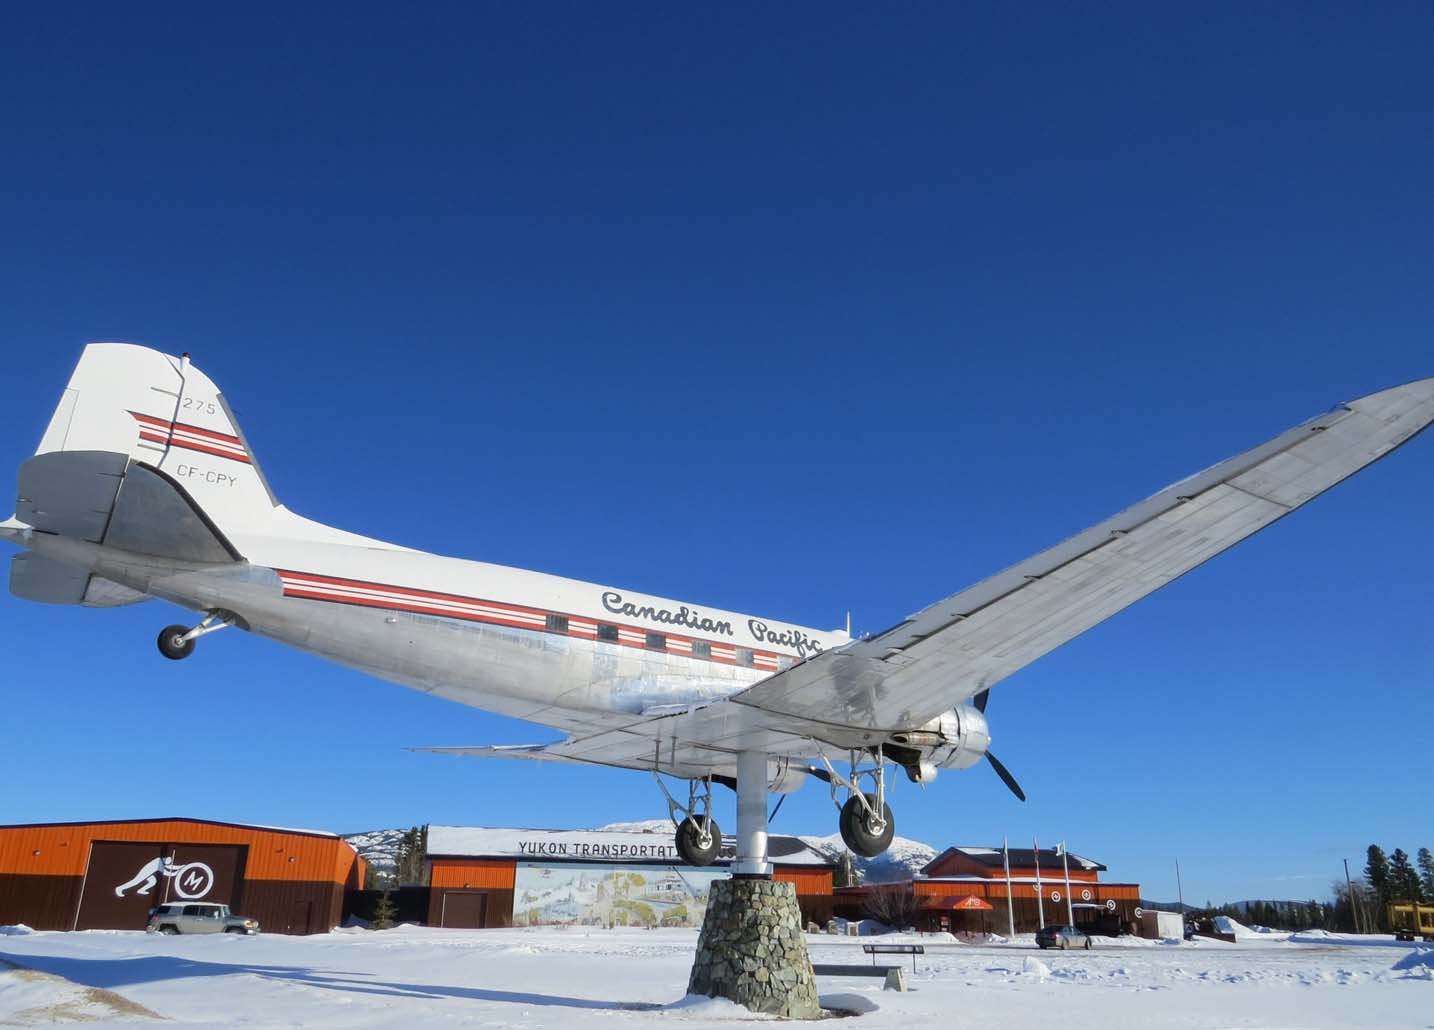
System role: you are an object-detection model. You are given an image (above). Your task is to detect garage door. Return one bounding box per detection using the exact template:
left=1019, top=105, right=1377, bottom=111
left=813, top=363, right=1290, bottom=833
left=441, top=891, right=488, bottom=928
left=75, top=841, right=247, bottom=930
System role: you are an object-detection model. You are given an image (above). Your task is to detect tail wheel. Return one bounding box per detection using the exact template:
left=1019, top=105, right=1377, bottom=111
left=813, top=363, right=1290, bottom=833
left=157, top=625, right=195, bottom=661
left=675, top=816, right=722, bottom=866
left=838, top=793, right=895, bottom=858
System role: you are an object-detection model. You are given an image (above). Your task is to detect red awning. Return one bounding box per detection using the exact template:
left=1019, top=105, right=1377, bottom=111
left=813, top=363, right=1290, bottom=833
left=921, top=895, right=994, bottom=911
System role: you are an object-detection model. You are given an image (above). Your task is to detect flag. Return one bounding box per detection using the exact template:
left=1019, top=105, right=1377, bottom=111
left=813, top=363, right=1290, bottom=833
left=1053, top=841, right=1065, bottom=856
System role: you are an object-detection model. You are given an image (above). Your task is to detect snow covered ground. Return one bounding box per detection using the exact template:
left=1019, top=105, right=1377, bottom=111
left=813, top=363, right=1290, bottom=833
left=1, top=923, right=1430, bottom=1028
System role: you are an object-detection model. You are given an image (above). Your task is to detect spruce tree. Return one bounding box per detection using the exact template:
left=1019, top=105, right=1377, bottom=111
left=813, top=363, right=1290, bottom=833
left=373, top=887, right=397, bottom=930
left=1365, top=845, right=1392, bottom=928
left=1418, top=848, right=1434, bottom=900
left=1390, top=849, right=1422, bottom=902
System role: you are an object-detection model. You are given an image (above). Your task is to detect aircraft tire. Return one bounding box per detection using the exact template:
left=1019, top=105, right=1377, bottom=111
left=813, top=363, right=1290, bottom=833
left=675, top=816, right=722, bottom=866
left=839, top=793, right=895, bottom=858
left=157, top=625, right=195, bottom=661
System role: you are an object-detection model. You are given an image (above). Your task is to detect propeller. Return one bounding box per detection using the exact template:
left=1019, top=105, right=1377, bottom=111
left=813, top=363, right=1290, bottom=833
left=973, top=688, right=1027, bottom=802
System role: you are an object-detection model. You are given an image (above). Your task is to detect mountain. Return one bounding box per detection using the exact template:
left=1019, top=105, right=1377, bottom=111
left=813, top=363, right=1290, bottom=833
left=344, top=828, right=407, bottom=881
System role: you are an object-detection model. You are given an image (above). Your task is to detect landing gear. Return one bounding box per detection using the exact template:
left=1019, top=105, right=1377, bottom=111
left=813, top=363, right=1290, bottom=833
left=839, top=793, right=895, bottom=858
left=819, top=749, right=897, bottom=858
left=656, top=773, right=722, bottom=867
left=157, top=626, right=195, bottom=661
left=676, top=816, right=722, bottom=866
left=156, top=611, right=236, bottom=661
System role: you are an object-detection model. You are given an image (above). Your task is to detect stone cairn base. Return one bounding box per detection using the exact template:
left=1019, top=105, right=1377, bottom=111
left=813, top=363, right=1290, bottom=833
left=687, top=878, right=821, bottom=1018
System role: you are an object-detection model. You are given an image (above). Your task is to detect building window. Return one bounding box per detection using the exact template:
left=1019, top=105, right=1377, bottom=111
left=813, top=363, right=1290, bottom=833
left=736, top=647, right=755, bottom=667
left=597, top=623, right=619, bottom=642
left=777, top=655, right=796, bottom=671
left=691, top=641, right=712, bottom=659
left=545, top=613, right=569, bottom=633
left=645, top=632, right=666, bottom=651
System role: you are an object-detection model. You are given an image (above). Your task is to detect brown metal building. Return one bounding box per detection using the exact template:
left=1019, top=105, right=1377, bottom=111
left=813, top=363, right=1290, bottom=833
left=0, top=817, right=366, bottom=934
left=424, top=826, right=835, bottom=930
left=835, top=845, right=1142, bottom=935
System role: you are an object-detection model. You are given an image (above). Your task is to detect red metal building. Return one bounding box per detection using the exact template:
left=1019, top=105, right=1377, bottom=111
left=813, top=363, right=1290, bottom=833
left=0, top=817, right=366, bottom=934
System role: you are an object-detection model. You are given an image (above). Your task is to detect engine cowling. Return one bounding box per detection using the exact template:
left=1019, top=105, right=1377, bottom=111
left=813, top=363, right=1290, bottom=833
left=766, top=756, right=809, bottom=794
left=884, top=703, right=991, bottom=783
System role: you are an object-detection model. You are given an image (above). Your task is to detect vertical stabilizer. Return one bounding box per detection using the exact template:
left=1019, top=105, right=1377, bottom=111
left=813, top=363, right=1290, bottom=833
left=33, top=343, right=278, bottom=533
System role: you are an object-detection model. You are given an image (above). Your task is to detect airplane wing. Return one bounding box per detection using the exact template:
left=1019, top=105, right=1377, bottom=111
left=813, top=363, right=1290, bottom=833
left=420, top=378, right=1434, bottom=779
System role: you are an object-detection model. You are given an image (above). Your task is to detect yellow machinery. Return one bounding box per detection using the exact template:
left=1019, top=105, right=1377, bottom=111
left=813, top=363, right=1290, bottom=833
left=1387, top=902, right=1434, bottom=942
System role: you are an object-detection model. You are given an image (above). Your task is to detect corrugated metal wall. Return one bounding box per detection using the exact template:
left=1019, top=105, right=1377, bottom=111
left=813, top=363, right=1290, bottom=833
left=0, top=819, right=362, bottom=933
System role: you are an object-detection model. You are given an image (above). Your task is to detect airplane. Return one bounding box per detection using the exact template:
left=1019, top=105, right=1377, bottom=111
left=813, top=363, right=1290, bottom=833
left=3, top=344, right=1431, bottom=877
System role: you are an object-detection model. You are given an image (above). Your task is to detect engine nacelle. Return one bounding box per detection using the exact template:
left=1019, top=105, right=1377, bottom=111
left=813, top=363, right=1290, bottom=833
left=766, top=756, right=809, bottom=794
left=885, top=703, right=991, bottom=783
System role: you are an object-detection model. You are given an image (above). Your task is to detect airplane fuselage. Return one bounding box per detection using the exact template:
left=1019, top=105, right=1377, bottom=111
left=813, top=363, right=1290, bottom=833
left=13, top=523, right=848, bottom=739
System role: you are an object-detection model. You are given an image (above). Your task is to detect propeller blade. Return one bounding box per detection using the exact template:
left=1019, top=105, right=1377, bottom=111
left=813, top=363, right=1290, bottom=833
left=986, top=751, right=1027, bottom=802
left=973, top=688, right=990, bottom=713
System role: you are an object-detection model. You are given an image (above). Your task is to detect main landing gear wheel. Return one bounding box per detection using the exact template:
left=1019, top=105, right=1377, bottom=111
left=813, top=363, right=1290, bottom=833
left=675, top=816, right=722, bottom=866
left=157, top=625, right=195, bottom=661
left=839, top=792, right=895, bottom=858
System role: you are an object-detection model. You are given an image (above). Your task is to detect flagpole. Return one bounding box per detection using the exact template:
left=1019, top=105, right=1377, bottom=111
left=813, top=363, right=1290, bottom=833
left=1061, top=842, right=1074, bottom=926
left=1033, top=836, right=1045, bottom=930
left=1003, top=836, right=1015, bottom=937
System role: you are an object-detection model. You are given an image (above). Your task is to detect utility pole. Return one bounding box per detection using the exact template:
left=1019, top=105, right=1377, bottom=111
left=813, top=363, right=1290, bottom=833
left=1175, top=859, right=1185, bottom=913
left=1344, top=858, right=1362, bottom=934
left=1033, top=836, right=1046, bottom=929
left=1060, top=842, right=1074, bottom=926
left=1003, top=837, right=1016, bottom=938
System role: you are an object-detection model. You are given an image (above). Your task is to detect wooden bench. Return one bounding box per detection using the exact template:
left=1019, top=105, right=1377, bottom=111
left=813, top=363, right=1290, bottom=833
left=811, top=963, right=908, bottom=992
left=862, top=943, right=924, bottom=972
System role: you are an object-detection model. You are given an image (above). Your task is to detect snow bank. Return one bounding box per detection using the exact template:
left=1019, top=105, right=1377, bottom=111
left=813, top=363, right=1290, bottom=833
left=0, top=925, right=33, bottom=936
left=1392, top=949, right=1434, bottom=980
left=664, top=994, right=777, bottom=1019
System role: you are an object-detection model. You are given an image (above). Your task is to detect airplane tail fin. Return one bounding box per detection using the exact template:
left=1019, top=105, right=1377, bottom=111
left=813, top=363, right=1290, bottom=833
left=25, top=343, right=280, bottom=535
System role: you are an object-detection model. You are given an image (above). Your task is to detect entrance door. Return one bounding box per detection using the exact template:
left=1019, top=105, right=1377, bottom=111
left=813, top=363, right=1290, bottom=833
left=441, top=891, right=488, bottom=928
left=290, top=901, right=314, bottom=934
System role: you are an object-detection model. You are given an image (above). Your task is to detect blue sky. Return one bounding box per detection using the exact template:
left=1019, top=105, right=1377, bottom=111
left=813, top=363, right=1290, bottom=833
left=2, top=4, right=1431, bottom=905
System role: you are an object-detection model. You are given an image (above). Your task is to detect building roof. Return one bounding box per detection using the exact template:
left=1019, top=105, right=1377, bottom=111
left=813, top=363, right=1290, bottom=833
left=921, top=846, right=1106, bottom=876
left=426, top=825, right=833, bottom=867
left=0, top=816, right=343, bottom=841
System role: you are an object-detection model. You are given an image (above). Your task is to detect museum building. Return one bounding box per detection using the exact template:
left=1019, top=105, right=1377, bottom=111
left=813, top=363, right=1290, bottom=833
left=424, top=825, right=836, bottom=929
left=0, top=817, right=366, bottom=934
left=834, top=845, right=1142, bottom=935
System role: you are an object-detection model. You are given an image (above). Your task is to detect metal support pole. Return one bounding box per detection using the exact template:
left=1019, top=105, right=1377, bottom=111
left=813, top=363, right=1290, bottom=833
left=1176, top=859, right=1185, bottom=914
left=734, top=750, right=771, bottom=878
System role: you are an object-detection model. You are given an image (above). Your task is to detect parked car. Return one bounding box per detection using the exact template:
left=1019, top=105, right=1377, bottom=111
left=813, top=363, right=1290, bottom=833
left=1035, top=925, right=1092, bottom=950
left=147, top=902, right=259, bottom=935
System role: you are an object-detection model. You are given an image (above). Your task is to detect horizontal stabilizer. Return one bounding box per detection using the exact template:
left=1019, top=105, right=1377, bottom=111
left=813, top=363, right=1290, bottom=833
left=17, top=451, right=127, bottom=542
left=10, top=553, right=89, bottom=604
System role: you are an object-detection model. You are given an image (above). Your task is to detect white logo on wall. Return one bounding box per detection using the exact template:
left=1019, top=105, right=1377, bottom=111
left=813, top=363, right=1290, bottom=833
left=114, top=857, right=215, bottom=900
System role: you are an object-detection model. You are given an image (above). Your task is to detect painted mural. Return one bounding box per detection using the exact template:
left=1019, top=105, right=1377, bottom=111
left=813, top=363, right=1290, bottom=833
left=513, top=861, right=726, bottom=928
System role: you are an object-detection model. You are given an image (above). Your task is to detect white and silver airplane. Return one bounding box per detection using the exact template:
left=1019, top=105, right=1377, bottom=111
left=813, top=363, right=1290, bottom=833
left=4, top=344, right=1432, bottom=876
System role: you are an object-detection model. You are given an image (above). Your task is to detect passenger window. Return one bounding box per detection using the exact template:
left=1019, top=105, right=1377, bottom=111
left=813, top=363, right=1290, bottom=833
left=691, top=641, right=711, bottom=659
left=184, top=905, right=202, bottom=916
left=736, top=648, right=755, bottom=667
left=545, top=613, right=568, bottom=633
left=596, top=624, right=619, bottom=642
left=645, top=632, right=666, bottom=651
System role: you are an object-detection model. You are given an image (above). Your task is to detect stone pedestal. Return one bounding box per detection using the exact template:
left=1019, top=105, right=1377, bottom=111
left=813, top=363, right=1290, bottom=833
left=687, top=878, right=821, bottom=1018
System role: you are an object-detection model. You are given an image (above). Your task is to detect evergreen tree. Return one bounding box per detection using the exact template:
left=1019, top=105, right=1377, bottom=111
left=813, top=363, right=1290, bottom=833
left=394, top=825, right=429, bottom=886
left=1390, top=849, right=1422, bottom=902
left=1365, top=845, right=1392, bottom=929
left=1418, top=848, right=1434, bottom=900
left=372, top=887, right=397, bottom=930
